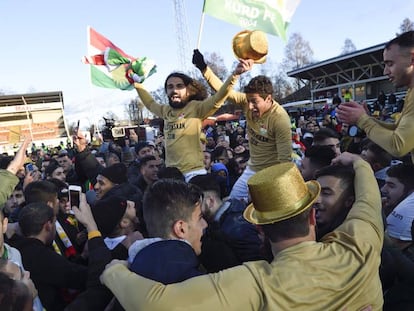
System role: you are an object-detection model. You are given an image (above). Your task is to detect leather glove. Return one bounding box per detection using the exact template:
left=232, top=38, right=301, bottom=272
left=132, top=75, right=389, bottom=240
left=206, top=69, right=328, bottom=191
left=192, top=49, right=207, bottom=72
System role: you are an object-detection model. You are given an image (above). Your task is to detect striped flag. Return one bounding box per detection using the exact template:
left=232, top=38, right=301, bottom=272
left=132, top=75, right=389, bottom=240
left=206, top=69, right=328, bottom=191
left=83, top=27, right=156, bottom=90
left=203, top=0, right=300, bottom=41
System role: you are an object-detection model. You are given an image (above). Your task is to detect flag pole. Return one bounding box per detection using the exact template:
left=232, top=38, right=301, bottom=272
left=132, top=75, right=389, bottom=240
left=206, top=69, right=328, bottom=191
left=21, top=96, right=34, bottom=142
left=86, top=26, right=100, bottom=138
left=196, top=11, right=206, bottom=49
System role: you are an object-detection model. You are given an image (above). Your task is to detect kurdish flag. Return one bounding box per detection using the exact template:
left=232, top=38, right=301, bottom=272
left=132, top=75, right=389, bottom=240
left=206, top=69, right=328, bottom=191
left=203, top=0, right=300, bottom=41
left=83, top=26, right=156, bottom=90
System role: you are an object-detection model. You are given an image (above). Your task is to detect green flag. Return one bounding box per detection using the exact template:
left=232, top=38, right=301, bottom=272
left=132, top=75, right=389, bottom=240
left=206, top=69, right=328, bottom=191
left=203, top=0, right=300, bottom=41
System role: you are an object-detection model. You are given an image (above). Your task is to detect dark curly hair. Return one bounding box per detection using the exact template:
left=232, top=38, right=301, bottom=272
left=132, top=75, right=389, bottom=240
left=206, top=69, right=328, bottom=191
left=243, top=75, right=273, bottom=99
left=164, top=72, right=207, bottom=101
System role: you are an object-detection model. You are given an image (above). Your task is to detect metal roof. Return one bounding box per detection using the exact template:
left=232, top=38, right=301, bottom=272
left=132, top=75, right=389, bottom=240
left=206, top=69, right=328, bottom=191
left=0, top=91, right=64, bottom=107
left=287, top=43, right=386, bottom=87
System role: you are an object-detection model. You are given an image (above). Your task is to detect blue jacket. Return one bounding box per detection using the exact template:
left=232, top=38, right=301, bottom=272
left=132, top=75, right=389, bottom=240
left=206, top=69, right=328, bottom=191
left=129, top=239, right=204, bottom=284
left=200, top=198, right=273, bottom=272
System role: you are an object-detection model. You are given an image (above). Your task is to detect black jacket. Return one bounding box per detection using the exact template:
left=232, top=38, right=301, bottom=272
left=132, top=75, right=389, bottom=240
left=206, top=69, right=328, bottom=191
left=11, top=237, right=87, bottom=311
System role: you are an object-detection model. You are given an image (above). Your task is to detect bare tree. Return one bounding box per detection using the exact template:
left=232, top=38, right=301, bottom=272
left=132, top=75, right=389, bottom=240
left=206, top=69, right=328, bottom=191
left=282, top=33, right=314, bottom=91
left=230, top=60, right=252, bottom=93
left=205, top=52, right=228, bottom=81
left=67, top=121, right=79, bottom=137
left=125, top=98, right=141, bottom=124
left=103, top=111, right=119, bottom=123
left=150, top=86, right=168, bottom=105
left=259, top=58, right=292, bottom=101
left=341, top=38, right=357, bottom=55
left=398, top=18, right=414, bottom=34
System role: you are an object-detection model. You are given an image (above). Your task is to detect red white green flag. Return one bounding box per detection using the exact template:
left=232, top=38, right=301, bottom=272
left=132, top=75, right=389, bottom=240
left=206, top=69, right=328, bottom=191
left=82, top=26, right=157, bottom=90
left=203, top=0, right=301, bottom=41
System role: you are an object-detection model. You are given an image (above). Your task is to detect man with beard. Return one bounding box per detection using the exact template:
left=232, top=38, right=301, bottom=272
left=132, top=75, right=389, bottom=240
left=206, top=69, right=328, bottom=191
left=193, top=51, right=292, bottom=202
left=381, top=163, right=414, bottom=251
left=133, top=59, right=252, bottom=181
left=3, top=183, right=25, bottom=219
left=312, top=164, right=355, bottom=240
left=337, top=31, right=414, bottom=163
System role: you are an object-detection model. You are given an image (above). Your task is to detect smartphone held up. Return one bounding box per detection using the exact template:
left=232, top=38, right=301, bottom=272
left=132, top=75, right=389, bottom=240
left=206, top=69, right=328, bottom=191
left=69, top=185, right=82, bottom=209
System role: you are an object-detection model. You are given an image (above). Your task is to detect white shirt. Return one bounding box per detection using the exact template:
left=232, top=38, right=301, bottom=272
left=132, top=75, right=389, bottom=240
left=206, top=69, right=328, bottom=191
left=386, top=192, right=414, bottom=241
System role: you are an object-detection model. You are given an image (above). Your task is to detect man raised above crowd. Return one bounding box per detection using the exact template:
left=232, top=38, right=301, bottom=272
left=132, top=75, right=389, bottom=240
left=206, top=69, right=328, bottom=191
left=337, top=31, right=414, bottom=163
left=193, top=36, right=292, bottom=202
left=133, top=59, right=253, bottom=181
left=101, top=152, right=383, bottom=310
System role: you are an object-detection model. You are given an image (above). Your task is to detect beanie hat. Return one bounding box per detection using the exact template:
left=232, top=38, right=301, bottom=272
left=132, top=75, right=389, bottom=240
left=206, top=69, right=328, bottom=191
left=100, top=163, right=128, bottom=184
left=134, top=141, right=150, bottom=154
left=92, top=195, right=128, bottom=237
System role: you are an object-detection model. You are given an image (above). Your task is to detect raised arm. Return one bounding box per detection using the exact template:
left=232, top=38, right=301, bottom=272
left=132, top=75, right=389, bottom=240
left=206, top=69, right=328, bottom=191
left=133, top=83, right=165, bottom=117
left=193, top=49, right=248, bottom=107
left=330, top=152, right=383, bottom=248
left=0, top=136, right=31, bottom=208
left=73, top=131, right=103, bottom=184
left=337, top=95, right=414, bottom=158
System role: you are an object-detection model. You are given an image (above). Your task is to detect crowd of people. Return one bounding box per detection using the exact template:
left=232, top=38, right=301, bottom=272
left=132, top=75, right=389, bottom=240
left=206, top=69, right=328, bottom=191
left=0, top=30, right=414, bottom=310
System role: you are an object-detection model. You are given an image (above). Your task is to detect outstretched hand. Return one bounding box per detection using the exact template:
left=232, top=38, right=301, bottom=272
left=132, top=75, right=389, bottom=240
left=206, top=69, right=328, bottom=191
left=7, top=136, right=31, bottom=175
left=234, top=59, right=254, bottom=75
left=192, top=49, right=207, bottom=72
left=336, top=102, right=367, bottom=124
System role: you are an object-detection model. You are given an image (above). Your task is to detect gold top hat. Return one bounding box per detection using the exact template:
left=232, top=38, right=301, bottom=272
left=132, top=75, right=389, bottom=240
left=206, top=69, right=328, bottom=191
left=243, top=162, right=320, bottom=225
left=232, top=30, right=268, bottom=64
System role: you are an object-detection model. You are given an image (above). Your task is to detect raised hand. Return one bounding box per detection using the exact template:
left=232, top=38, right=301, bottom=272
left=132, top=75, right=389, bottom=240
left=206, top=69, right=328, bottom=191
left=192, top=49, right=207, bottom=72
left=234, top=59, right=254, bottom=75
left=7, top=136, right=32, bottom=175
left=72, top=131, right=87, bottom=153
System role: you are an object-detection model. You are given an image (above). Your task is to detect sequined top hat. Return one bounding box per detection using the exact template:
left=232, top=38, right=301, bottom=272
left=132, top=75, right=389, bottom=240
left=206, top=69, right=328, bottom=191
left=232, top=30, right=268, bottom=64
left=244, top=162, right=320, bottom=225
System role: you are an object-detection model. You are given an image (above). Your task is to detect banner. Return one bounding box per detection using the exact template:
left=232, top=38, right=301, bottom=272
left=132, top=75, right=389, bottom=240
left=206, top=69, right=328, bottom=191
left=83, top=27, right=156, bottom=90
left=203, top=0, right=300, bottom=40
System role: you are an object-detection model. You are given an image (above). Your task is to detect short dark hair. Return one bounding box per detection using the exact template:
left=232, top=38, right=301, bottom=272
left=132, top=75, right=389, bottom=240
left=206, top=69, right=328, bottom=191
left=164, top=72, right=207, bottom=101
left=212, top=146, right=229, bottom=162
left=304, top=145, right=336, bottom=169
left=44, top=159, right=62, bottom=177
left=364, top=141, right=392, bottom=168
left=261, top=207, right=312, bottom=243
left=19, top=202, right=54, bottom=237
left=157, top=166, right=185, bottom=181
left=189, top=174, right=221, bottom=197
left=138, top=155, right=157, bottom=170
left=0, top=272, right=32, bottom=311
left=313, top=128, right=340, bottom=144
left=24, top=180, right=58, bottom=204
left=143, top=179, right=203, bottom=239
left=386, top=163, right=414, bottom=191
left=385, top=31, right=414, bottom=49
left=244, top=75, right=273, bottom=99
left=315, top=164, right=355, bottom=198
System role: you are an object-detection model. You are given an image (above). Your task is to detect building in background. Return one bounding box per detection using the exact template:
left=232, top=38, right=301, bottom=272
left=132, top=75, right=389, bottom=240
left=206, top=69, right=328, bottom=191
left=0, top=91, right=69, bottom=154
